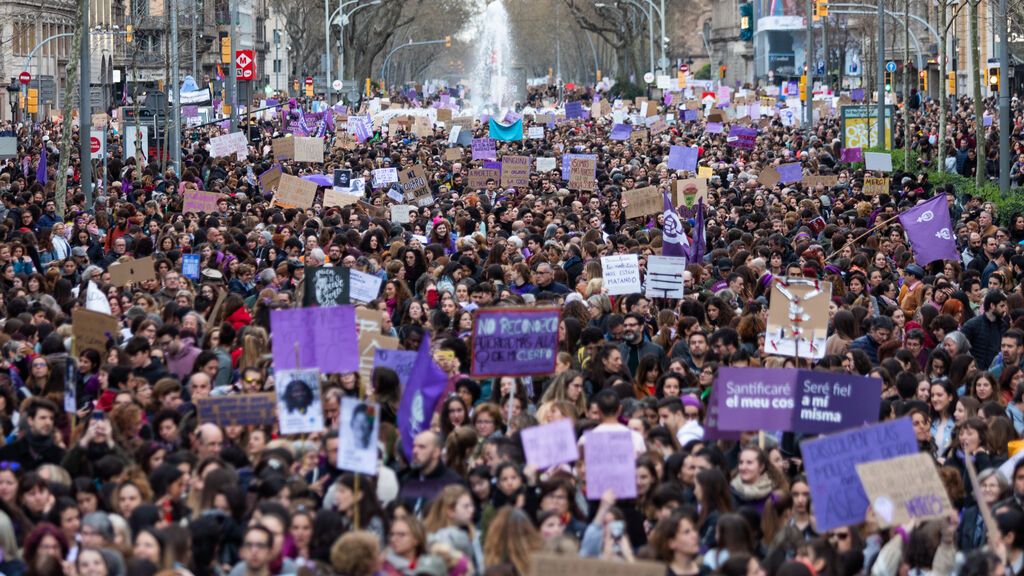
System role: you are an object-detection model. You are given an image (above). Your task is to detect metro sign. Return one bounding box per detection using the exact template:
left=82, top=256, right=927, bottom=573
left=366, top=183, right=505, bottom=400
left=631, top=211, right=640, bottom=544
left=235, top=50, right=255, bottom=81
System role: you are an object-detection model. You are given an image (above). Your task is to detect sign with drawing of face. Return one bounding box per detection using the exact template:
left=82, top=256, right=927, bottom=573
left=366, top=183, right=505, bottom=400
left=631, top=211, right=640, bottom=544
left=337, top=397, right=380, bottom=476
left=275, top=368, right=324, bottom=435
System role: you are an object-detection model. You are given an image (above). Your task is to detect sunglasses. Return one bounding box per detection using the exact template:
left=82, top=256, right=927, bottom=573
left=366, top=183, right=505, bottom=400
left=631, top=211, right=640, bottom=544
left=0, top=461, right=21, bottom=472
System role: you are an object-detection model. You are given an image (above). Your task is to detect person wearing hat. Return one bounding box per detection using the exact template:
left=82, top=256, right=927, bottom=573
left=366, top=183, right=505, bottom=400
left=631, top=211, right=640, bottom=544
left=899, top=264, right=927, bottom=317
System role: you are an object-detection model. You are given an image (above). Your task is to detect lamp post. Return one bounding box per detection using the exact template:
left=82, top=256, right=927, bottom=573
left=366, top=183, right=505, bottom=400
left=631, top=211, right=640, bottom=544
left=330, top=0, right=381, bottom=89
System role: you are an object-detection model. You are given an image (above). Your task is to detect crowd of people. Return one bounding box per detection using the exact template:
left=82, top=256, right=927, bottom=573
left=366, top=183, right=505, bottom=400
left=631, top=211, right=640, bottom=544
left=0, top=81, right=1020, bottom=576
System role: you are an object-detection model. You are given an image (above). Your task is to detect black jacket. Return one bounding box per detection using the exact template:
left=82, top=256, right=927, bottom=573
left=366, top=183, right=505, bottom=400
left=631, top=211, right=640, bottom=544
left=0, top=435, right=65, bottom=471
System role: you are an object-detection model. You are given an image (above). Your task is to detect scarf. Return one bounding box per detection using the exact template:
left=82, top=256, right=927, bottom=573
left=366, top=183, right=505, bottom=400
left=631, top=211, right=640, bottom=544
left=730, top=473, right=774, bottom=502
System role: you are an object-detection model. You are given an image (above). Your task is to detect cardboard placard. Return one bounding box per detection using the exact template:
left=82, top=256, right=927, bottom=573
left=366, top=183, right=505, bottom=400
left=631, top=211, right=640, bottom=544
left=358, top=333, right=399, bottom=393
left=293, top=136, right=325, bottom=163
left=197, top=393, right=277, bottom=427
left=567, top=157, right=597, bottom=191
left=673, top=178, right=708, bottom=208
left=863, top=177, right=890, bottom=196
left=757, top=166, right=781, bottom=188
left=765, top=279, right=832, bottom=359
left=856, top=453, right=953, bottom=528
left=323, top=189, right=361, bottom=208
left=258, top=164, right=283, bottom=193
left=804, top=175, right=840, bottom=189
left=334, top=131, right=358, bottom=150
left=399, top=165, right=430, bottom=203
left=272, top=137, right=293, bottom=160
left=500, top=155, right=530, bottom=188
left=437, top=108, right=453, bottom=123
left=444, top=147, right=463, bottom=161
left=273, top=174, right=318, bottom=208
left=468, top=168, right=500, bottom=189
left=391, top=205, right=414, bottom=224
left=108, top=256, right=157, bottom=287
left=529, top=552, right=665, bottom=576
left=72, top=309, right=119, bottom=356
left=623, top=186, right=661, bottom=219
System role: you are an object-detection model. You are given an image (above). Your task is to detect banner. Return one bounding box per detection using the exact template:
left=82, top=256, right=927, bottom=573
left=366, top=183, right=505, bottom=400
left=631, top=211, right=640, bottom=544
left=196, top=394, right=276, bottom=427
left=470, top=307, right=560, bottom=377
left=488, top=118, right=523, bottom=141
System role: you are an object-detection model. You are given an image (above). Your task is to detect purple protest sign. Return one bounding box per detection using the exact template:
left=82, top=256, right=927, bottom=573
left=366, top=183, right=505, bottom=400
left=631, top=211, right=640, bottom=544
left=777, top=162, right=803, bottom=184
left=792, top=371, right=882, bottom=434
left=727, top=125, right=758, bottom=150
left=182, top=106, right=199, bottom=119
left=802, top=418, right=918, bottom=531
left=373, top=348, right=417, bottom=386
left=706, top=122, right=723, bottom=134
left=664, top=92, right=674, bottom=106
left=681, top=109, right=698, bottom=122
left=271, top=307, right=357, bottom=374
left=471, top=138, right=497, bottom=161
left=470, top=307, right=560, bottom=377
left=483, top=160, right=502, bottom=171
left=704, top=385, right=742, bottom=441
left=609, top=124, right=633, bottom=141
left=851, top=88, right=865, bottom=102
left=522, top=419, right=578, bottom=470
left=840, top=147, right=863, bottom=163
left=667, top=145, right=699, bottom=172
left=715, top=368, right=798, bottom=431
left=585, top=429, right=637, bottom=499
left=565, top=101, right=584, bottom=119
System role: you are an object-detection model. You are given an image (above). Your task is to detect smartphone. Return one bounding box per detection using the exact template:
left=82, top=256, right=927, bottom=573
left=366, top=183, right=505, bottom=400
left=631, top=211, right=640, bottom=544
left=610, top=520, right=624, bottom=540
left=91, top=410, right=106, bottom=421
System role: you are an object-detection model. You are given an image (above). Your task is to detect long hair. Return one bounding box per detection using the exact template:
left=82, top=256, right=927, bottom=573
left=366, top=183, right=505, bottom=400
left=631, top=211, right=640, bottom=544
left=647, top=507, right=700, bottom=563
left=422, top=485, right=474, bottom=537
left=696, top=468, right=734, bottom=527
left=540, top=370, right=587, bottom=416
left=482, top=507, right=542, bottom=575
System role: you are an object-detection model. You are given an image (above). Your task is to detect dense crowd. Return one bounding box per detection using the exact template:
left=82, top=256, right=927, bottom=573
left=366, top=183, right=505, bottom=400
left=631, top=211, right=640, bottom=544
left=0, top=81, right=1021, bottom=576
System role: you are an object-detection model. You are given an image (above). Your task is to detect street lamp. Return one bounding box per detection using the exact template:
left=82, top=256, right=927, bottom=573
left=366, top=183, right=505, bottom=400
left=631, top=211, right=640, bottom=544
left=324, top=0, right=381, bottom=104
left=6, top=78, right=20, bottom=123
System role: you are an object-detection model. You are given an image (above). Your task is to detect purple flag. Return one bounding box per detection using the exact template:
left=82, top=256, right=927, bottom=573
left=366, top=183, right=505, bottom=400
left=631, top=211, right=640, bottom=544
left=898, top=194, right=959, bottom=265
left=777, top=162, right=803, bottom=184
left=609, top=124, right=633, bottom=141
left=36, top=150, right=47, bottom=185
left=664, top=92, right=674, bottom=106
left=667, top=145, right=698, bottom=172
left=840, top=147, right=863, bottom=163
left=690, top=200, right=706, bottom=264
left=661, top=192, right=689, bottom=258
left=397, top=334, right=449, bottom=460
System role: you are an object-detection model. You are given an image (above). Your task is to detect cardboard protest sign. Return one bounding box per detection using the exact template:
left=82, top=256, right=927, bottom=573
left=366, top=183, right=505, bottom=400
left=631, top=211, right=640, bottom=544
left=323, top=188, right=361, bottom=208
left=602, top=254, right=642, bottom=295
left=623, top=186, right=661, bottom=219
left=777, top=162, right=803, bottom=184
left=349, top=269, right=382, bottom=303
left=275, top=368, right=325, bottom=435
left=649, top=118, right=668, bottom=135
left=358, top=332, right=398, bottom=391
left=259, top=164, right=283, bottom=193
left=444, top=147, right=464, bottom=161
left=271, top=306, right=358, bottom=373
left=210, top=131, right=247, bottom=158
left=584, top=429, right=637, bottom=499
left=804, top=175, right=840, bottom=189
left=673, top=178, right=708, bottom=208
left=714, top=367, right=881, bottom=434
left=183, top=189, right=220, bottom=213
left=471, top=137, right=497, bottom=160
left=500, top=155, right=530, bottom=188
left=862, top=177, right=890, bottom=196
left=529, top=554, right=664, bottom=576
left=697, top=166, right=714, bottom=179
left=391, top=205, right=413, bottom=224
left=399, top=165, right=432, bottom=206
left=303, top=266, right=350, bottom=307
left=856, top=453, right=952, bottom=528
left=646, top=255, right=686, bottom=298
left=273, top=174, right=317, bottom=208
left=72, top=309, right=119, bottom=356
left=522, top=419, right=579, bottom=470
left=765, top=279, right=832, bottom=359
left=108, top=256, right=156, bottom=287
left=272, top=137, right=294, bottom=160
left=758, top=166, right=781, bottom=187
left=436, top=108, right=453, bottom=123
left=568, top=156, right=597, bottom=191
left=802, top=417, right=918, bottom=531
left=371, top=167, right=398, bottom=188
left=197, top=393, right=277, bottom=427
left=337, top=397, right=380, bottom=475
left=468, top=168, right=500, bottom=189
left=470, top=307, right=560, bottom=377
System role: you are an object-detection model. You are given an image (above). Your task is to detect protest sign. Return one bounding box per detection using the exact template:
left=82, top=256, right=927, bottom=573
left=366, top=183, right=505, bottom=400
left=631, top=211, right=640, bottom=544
left=323, top=188, right=361, bottom=208
left=862, top=177, right=890, bottom=196
left=609, top=124, right=633, bottom=141
left=522, top=419, right=579, bottom=470
left=650, top=118, right=668, bottom=135
left=777, top=162, right=803, bottom=184
left=444, top=147, right=464, bottom=161
left=529, top=554, right=664, bottom=576
left=528, top=126, right=544, bottom=139
left=337, top=397, right=380, bottom=475
left=565, top=101, right=584, bottom=119
left=703, top=384, right=742, bottom=441
left=765, top=279, right=831, bottom=359
left=374, top=348, right=418, bottom=386
left=568, top=156, right=597, bottom=191
left=536, top=157, right=556, bottom=172
left=333, top=169, right=352, bottom=191
left=259, top=164, right=283, bottom=193
left=673, top=178, right=708, bottom=208
left=727, top=125, right=758, bottom=150
left=349, top=269, right=383, bottom=303
left=601, top=254, right=642, bottom=295
left=273, top=174, right=317, bottom=208
left=399, top=165, right=433, bottom=206
left=271, top=306, right=357, bottom=373
left=501, top=155, right=530, bottom=188
left=391, top=205, right=413, bottom=224
left=856, top=453, right=952, bottom=528
left=108, top=256, right=156, bottom=287
left=667, top=146, right=699, bottom=172
left=802, top=417, right=918, bottom=531
left=436, top=108, right=452, bottom=123
left=645, top=255, right=686, bottom=299
left=358, top=332, right=398, bottom=390
left=303, top=266, right=350, bottom=307
left=865, top=151, right=893, bottom=172
left=697, top=166, right=714, bottom=179
left=468, top=168, right=501, bottom=189
left=584, top=429, right=637, bottom=499
left=72, top=309, right=119, bottom=356
left=271, top=137, right=293, bottom=160
left=804, top=175, right=839, bottom=189
left=181, top=254, right=200, bottom=280
left=183, top=190, right=220, bottom=213
left=275, top=368, right=324, bottom=435
left=197, top=394, right=276, bottom=427
left=371, top=167, right=398, bottom=188
left=210, top=131, right=247, bottom=158
left=840, top=147, right=864, bottom=163
left=623, top=186, right=661, bottom=219
left=471, top=137, right=497, bottom=160
left=470, top=307, right=560, bottom=377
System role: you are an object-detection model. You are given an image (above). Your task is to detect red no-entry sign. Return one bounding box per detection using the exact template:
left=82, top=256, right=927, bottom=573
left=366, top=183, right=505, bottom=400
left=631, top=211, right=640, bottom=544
left=18, top=72, right=31, bottom=85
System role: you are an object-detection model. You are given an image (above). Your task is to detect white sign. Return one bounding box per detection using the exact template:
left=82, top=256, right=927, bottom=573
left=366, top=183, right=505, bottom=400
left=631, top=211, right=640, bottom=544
left=349, top=269, right=383, bottom=303
left=89, top=130, right=105, bottom=160
left=528, top=126, right=544, bottom=139
left=602, top=254, right=642, bottom=296
left=536, top=157, right=556, bottom=172
left=864, top=152, right=894, bottom=172
left=209, top=131, right=247, bottom=159
left=371, top=167, right=398, bottom=188
left=275, top=368, right=325, bottom=435
left=391, top=205, right=413, bottom=224
left=645, top=255, right=686, bottom=299
left=448, top=125, right=462, bottom=144
left=124, top=125, right=149, bottom=162
left=336, top=397, right=380, bottom=475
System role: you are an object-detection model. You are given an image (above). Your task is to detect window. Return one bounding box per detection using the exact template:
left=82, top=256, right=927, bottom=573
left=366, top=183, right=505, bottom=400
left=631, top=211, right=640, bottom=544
left=273, top=29, right=280, bottom=44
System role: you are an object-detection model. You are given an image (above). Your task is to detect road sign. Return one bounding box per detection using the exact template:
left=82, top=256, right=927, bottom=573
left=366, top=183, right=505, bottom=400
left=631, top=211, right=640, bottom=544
left=885, top=61, right=897, bottom=73
left=679, top=64, right=689, bottom=73
left=90, top=131, right=105, bottom=159
left=90, top=137, right=101, bottom=154
left=658, top=56, right=670, bottom=70
left=643, top=72, right=655, bottom=84
left=332, top=79, right=342, bottom=91
left=18, top=72, right=30, bottom=85
left=305, top=76, right=314, bottom=87
left=235, top=50, right=255, bottom=81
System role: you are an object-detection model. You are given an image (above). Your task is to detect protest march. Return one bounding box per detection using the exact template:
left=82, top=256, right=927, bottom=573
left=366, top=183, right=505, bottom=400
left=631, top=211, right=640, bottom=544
left=4, top=41, right=1024, bottom=576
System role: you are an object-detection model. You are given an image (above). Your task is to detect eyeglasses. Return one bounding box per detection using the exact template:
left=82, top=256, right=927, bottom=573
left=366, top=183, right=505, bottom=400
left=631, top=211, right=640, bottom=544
left=0, top=461, right=21, bottom=472
left=827, top=532, right=850, bottom=541
left=242, top=541, right=270, bottom=550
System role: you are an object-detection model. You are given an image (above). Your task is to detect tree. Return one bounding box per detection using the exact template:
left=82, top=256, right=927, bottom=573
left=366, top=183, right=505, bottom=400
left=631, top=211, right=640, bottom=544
left=55, top=0, right=84, bottom=217
left=561, top=0, right=645, bottom=82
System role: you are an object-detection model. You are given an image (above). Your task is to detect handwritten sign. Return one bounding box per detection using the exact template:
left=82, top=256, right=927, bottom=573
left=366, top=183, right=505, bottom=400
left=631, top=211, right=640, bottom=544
left=210, top=131, right=247, bottom=158
left=471, top=137, right=497, bottom=160
left=646, top=255, right=686, bottom=299
left=856, top=453, right=952, bottom=528
left=292, top=137, right=324, bottom=162
left=444, top=147, right=463, bottom=161
left=530, top=554, right=664, bottom=576
left=567, top=156, right=597, bottom=191
left=623, top=186, right=661, bottom=219
left=500, top=155, right=530, bottom=188
left=584, top=429, right=637, bottom=499
left=271, top=306, right=358, bottom=373
left=522, top=419, right=578, bottom=470
left=528, top=126, right=544, bottom=139
left=536, top=157, right=556, bottom=172
left=72, top=309, right=119, bottom=356
left=471, top=307, right=560, bottom=377
left=371, top=167, right=398, bottom=189
left=863, top=177, right=890, bottom=196
left=197, top=394, right=277, bottom=427
left=273, top=174, right=317, bottom=208
left=468, top=168, right=500, bottom=189
left=259, top=164, right=283, bottom=193
left=373, top=348, right=418, bottom=386
left=183, top=189, right=221, bottom=213
left=272, top=137, right=294, bottom=160
left=323, top=188, right=361, bottom=208
left=108, top=256, right=156, bottom=287
left=602, top=254, right=641, bottom=295
left=399, top=165, right=432, bottom=206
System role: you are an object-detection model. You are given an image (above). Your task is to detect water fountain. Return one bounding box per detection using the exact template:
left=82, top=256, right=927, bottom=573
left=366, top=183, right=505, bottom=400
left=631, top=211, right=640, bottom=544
left=465, top=0, right=515, bottom=112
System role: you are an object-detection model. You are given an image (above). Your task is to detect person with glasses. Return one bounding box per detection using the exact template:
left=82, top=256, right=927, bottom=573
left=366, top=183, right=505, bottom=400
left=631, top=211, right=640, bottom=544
left=617, top=313, right=668, bottom=378
left=234, top=525, right=274, bottom=576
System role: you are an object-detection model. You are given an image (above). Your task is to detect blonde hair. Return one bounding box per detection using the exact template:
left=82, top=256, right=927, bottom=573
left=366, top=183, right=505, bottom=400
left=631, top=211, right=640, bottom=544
left=483, top=507, right=543, bottom=575
left=423, top=485, right=473, bottom=535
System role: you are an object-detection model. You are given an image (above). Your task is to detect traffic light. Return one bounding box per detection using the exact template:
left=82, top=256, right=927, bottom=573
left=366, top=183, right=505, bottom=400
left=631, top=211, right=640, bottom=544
left=989, top=66, right=1000, bottom=92
left=947, top=71, right=955, bottom=95
left=221, top=36, right=231, bottom=64
left=884, top=71, right=892, bottom=92
left=719, top=65, right=727, bottom=79
left=813, top=0, right=828, bottom=20
left=919, top=70, right=927, bottom=92
left=125, top=24, right=133, bottom=43
left=444, top=35, right=451, bottom=48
